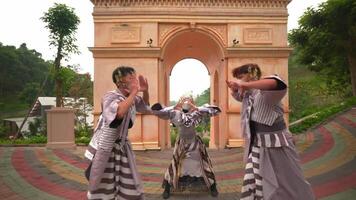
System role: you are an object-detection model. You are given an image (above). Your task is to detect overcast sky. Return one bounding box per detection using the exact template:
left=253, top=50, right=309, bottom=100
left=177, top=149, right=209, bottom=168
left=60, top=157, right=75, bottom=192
left=0, top=0, right=326, bottom=101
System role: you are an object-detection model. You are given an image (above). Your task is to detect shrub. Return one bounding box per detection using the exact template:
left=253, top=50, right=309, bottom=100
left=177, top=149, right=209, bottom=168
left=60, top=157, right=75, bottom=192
left=290, top=97, right=356, bottom=134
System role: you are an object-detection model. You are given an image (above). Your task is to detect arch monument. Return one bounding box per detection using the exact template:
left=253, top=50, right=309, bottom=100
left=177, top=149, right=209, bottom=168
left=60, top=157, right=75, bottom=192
left=89, top=0, right=292, bottom=150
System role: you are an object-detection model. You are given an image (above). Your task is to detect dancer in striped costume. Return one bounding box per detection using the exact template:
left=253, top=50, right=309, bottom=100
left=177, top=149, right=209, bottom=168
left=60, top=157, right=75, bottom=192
left=84, top=66, right=150, bottom=200
left=227, top=63, right=315, bottom=200
left=151, top=97, right=220, bottom=199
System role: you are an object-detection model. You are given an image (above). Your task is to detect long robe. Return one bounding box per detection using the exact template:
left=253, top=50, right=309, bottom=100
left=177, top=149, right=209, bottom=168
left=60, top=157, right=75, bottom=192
left=232, top=75, right=315, bottom=200
left=152, top=105, right=220, bottom=190
left=84, top=90, right=150, bottom=200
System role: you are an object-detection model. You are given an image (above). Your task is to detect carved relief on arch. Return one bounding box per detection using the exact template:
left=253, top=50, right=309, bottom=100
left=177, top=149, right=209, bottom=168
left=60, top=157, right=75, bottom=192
left=243, top=28, right=273, bottom=44
left=159, top=23, right=227, bottom=48
left=197, top=24, right=227, bottom=47
left=159, top=24, right=190, bottom=46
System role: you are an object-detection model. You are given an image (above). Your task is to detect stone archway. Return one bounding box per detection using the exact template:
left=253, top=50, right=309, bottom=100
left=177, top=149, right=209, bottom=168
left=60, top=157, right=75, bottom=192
left=159, top=28, right=227, bottom=149
left=89, top=0, right=292, bottom=150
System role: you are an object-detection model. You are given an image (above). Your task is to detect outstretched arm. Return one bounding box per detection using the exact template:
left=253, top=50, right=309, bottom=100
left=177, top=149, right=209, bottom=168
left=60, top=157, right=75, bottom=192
left=197, top=104, right=221, bottom=117
left=240, top=79, right=278, bottom=91
left=150, top=103, right=175, bottom=120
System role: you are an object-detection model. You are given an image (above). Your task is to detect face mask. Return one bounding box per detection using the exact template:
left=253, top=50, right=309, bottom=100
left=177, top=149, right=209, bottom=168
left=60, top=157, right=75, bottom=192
left=182, top=101, right=191, bottom=111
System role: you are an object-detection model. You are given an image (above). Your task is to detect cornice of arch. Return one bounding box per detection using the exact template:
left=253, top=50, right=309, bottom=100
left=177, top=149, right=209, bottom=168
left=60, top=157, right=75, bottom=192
left=90, top=0, right=291, bottom=9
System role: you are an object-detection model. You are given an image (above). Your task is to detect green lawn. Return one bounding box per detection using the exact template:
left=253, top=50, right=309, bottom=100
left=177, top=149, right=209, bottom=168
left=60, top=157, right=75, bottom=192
left=288, top=64, right=344, bottom=122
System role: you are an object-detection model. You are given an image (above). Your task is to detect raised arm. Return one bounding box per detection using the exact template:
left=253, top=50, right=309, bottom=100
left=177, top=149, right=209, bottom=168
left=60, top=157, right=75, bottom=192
left=134, top=75, right=152, bottom=114
left=138, top=75, right=150, bottom=105
left=116, top=79, right=139, bottom=118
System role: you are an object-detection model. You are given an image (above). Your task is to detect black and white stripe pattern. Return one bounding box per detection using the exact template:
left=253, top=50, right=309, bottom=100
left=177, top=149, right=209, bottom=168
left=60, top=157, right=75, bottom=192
left=85, top=90, right=144, bottom=199
left=87, top=142, right=144, bottom=200
left=250, top=75, right=287, bottom=126
left=240, top=121, right=292, bottom=199
left=182, top=111, right=203, bottom=128
left=256, top=131, right=290, bottom=147
left=240, top=146, right=263, bottom=200
left=253, top=120, right=291, bottom=148
left=163, top=135, right=216, bottom=190
left=250, top=91, right=285, bottom=126
left=99, top=126, right=122, bottom=151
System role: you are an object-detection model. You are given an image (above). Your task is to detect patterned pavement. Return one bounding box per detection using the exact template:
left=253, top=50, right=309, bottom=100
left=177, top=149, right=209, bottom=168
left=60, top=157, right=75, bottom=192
left=0, top=108, right=355, bottom=200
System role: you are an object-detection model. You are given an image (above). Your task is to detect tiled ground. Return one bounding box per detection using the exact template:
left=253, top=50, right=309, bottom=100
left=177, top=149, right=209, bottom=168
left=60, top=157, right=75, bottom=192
left=0, top=108, right=355, bottom=200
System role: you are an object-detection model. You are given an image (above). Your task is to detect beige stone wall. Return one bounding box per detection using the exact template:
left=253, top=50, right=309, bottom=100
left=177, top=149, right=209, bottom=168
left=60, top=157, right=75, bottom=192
left=94, top=22, right=158, bottom=47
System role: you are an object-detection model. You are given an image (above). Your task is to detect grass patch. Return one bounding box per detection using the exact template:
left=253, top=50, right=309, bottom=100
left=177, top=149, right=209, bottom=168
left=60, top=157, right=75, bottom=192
left=288, top=65, right=344, bottom=122
left=0, top=135, right=47, bottom=145
left=289, top=97, right=356, bottom=134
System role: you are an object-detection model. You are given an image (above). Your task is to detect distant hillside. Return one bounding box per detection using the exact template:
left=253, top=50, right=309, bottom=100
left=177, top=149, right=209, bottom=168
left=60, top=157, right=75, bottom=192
left=0, top=42, right=93, bottom=120
left=288, top=51, right=344, bottom=122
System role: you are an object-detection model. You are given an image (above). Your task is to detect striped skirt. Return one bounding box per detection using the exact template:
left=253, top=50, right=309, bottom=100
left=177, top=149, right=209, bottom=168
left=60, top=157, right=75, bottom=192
left=87, top=143, right=144, bottom=200
left=163, top=135, right=216, bottom=190
left=240, top=121, right=314, bottom=200
left=240, top=146, right=263, bottom=200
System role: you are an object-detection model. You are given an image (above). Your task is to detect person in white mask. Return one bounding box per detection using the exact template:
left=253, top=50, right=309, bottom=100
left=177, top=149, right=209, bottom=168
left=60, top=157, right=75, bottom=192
left=151, top=96, right=220, bottom=199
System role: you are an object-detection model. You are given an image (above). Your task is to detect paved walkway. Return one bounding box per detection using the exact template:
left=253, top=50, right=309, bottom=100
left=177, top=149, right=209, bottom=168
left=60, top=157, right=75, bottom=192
left=1, top=108, right=355, bottom=200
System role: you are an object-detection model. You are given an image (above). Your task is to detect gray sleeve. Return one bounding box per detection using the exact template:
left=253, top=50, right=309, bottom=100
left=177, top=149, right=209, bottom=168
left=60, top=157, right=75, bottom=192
left=197, top=105, right=221, bottom=117
left=231, top=91, right=243, bottom=102
left=153, top=109, right=193, bottom=126
left=153, top=108, right=203, bottom=127
left=260, top=75, right=287, bottom=105
left=101, top=93, right=123, bottom=125
left=170, top=110, right=185, bottom=125
left=151, top=106, right=178, bottom=120
left=260, top=89, right=287, bottom=105
left=134, top=96, right=151, bottom=114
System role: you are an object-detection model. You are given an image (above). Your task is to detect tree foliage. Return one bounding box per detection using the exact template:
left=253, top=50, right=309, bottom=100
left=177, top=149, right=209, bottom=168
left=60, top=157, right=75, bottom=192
left=0, top=42, right=93, bottom=117
left=288, top=0, right=356, bottom=97
left=0, top=43, right=50, bottom=98
left=41, top=3, right=80, bottom=107
left=194, top=88, right=210, bottom=106
left=41, top=3, right=80, bottom=59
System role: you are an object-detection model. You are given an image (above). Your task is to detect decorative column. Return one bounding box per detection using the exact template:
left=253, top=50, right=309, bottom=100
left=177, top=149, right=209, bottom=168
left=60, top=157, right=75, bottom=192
left=46, top=107, right=76, bottom=149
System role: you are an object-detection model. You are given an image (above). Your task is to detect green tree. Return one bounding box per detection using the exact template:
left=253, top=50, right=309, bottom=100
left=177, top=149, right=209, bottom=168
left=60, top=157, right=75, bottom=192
left=194, top=88, right=211, bottom=134
left=289, top=0, right=356, bottom=97
left=195, top=88, right=210, bottom=106
left=41, top=3, right=80, bottom=107
left=68, top=73, right=93, bottom=105
left=0, top=43, right=51, bottom=98
left=19, top=82, right=40, bottom=106
left=0, top=43, right=24, bottom=97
